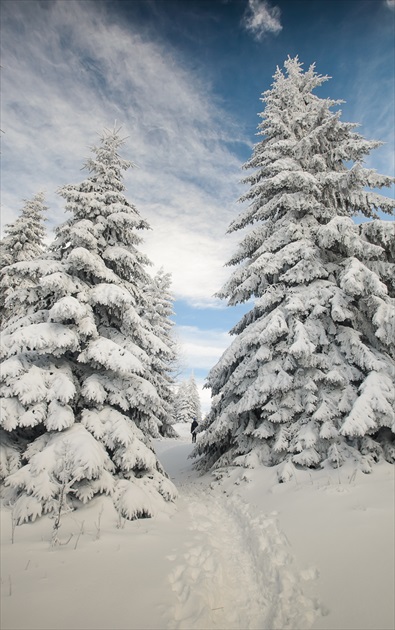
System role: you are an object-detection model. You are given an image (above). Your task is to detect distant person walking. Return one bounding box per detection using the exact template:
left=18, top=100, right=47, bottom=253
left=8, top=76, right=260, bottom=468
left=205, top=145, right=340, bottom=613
left=191, top=418, right=198, bottom=443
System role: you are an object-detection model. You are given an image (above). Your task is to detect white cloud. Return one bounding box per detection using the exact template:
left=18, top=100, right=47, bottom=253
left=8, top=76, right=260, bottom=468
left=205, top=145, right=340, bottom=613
left=241, top=0, right=282, bottom=40
left=385, top=0, right=395, bottom=10
left=0, top=0, right=247, bottom=306
left=176, top=325, right=230, bottom=371
left=0, top=0, right=249, bottom=415
left=142, top=214, right=240, bottom=306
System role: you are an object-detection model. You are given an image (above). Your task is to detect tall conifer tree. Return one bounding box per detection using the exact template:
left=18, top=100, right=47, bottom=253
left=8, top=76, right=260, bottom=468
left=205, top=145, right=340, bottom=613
left=196, top=58, right=395, bottom=480
left=0, top=130, right=177, bottom=522
left=142, top=269, right=178, bottom=437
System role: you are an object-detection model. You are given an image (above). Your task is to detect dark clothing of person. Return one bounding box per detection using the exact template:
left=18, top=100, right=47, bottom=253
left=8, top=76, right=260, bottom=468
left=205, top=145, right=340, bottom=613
left=191, top=419, right=198, bottom=443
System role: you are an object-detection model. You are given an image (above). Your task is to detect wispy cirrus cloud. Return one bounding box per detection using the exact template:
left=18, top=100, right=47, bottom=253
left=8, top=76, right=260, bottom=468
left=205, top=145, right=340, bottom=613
left=348, top=54, right=395, bottom=180
left=1, top=0, right=248, bottom=305
left=241, top=0, right=282, bottom=40
left=176, top=325, right=230, bottom=371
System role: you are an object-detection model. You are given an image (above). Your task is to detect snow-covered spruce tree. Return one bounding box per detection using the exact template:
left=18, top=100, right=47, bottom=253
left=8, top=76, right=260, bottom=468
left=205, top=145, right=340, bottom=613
left=195, top=57, right=395, bottom=480
left=0, top=192, right=47, bottom=326
left=188, top=374, right=202, bottom=424
left=142, top=268, right=178, bottom=437
left=175, top=375, right=202, bottom=424
left=0, top=129, right=177, bottom=523
left=173, top=380, right=189, bottom=423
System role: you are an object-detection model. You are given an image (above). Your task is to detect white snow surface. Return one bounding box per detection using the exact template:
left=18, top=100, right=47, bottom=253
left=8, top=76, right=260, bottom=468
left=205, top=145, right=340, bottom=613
left=1, top=422, right=394, bottom=630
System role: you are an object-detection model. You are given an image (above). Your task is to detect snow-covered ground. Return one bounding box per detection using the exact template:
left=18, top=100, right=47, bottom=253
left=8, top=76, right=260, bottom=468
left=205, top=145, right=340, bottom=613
left=1, top=423, right=394, bottom=630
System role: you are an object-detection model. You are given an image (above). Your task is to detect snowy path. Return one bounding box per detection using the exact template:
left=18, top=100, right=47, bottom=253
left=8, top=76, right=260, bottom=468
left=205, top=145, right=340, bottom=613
left=0, top=426, right=321, bottom=630
left=155, top=427, right=320, bottom=630
left=6, top=424, right=393, bottom=630
left=166, top=482, right=267, bottom=629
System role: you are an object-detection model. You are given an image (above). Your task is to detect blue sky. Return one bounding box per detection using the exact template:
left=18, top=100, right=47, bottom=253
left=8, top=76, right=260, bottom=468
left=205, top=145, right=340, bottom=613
left=1, top=0, right=394, bottom=411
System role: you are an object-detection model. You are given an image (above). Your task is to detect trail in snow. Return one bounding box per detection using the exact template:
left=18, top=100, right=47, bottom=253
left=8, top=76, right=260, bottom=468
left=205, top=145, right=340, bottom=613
left=155, top=425, right=321, bottom=630
left=2, top=424, right=392, bottom=630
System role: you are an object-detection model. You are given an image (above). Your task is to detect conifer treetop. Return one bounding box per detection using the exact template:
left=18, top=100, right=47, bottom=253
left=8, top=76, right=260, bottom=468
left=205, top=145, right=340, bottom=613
left=1, top=192, right=47, bottom=267
left=56, top=128, right=150, bottom=252
left=230, top=56, right=393, bottom=236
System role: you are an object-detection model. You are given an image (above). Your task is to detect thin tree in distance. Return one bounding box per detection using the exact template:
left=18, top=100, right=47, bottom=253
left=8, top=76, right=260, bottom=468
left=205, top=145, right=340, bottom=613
left=174, top=374, right=202, bottom=425
left=142, top=268, right=179, bottom=437
left=0, top=192, right=47, bottom=325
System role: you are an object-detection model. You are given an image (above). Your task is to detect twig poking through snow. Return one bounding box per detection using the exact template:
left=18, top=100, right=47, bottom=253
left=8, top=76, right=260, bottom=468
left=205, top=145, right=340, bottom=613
left=94, top=507, right=104, bottom=540
left=74, top=521, right=85, bottom=550
left=11, top=510, right=16, bottom=544
left=116, top=513, right=126, bottom=529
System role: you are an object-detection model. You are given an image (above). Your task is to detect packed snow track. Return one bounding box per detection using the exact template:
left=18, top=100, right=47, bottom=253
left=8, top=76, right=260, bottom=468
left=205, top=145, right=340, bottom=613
left=156, top=427, right=320, bottom=630
left=8, top=424, right=387, bottom=630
